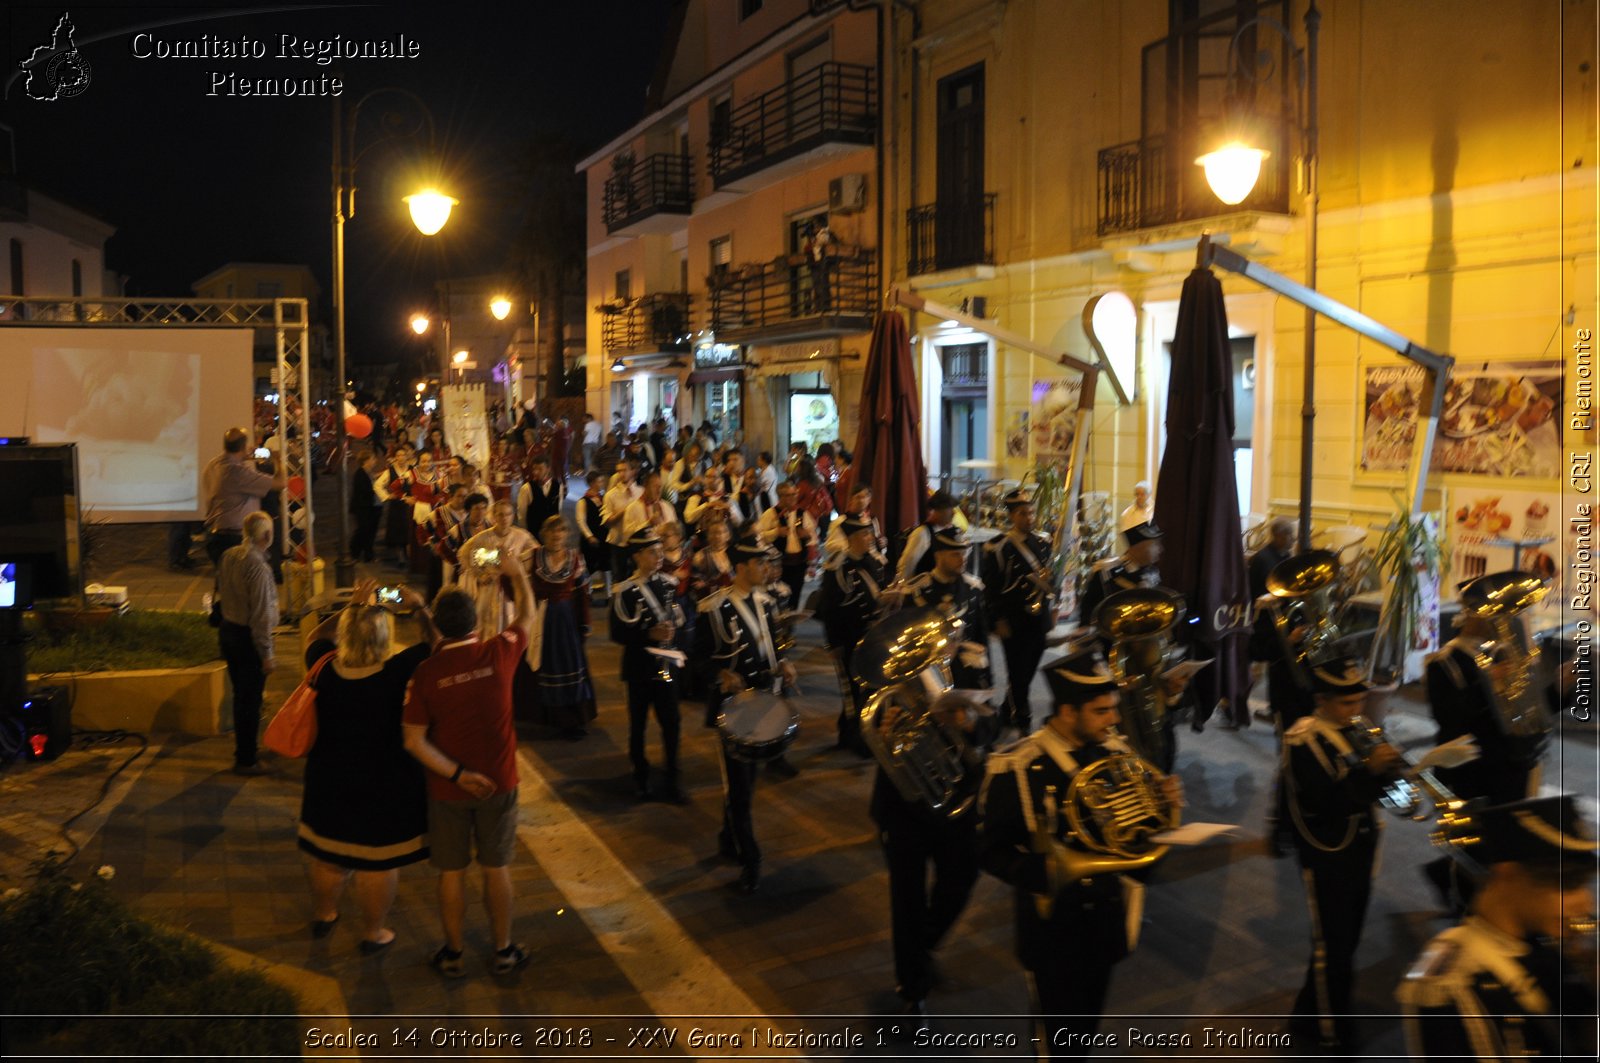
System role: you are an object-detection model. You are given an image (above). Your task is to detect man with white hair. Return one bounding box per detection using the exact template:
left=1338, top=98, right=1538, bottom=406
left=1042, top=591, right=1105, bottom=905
left=216, top=510, right=279, bottom=775
left=1117, top=480, right=1153, bottom=532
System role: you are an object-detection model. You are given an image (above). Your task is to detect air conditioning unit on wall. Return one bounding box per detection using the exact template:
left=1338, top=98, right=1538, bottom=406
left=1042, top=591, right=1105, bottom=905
left=828, top=173, right=867, bottom=213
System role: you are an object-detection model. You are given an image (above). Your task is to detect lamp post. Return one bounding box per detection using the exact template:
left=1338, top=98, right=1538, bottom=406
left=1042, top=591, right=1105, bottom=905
left=1197, top=0, right=1319, bottom=552
left=331, top=88, right=456, bottom=587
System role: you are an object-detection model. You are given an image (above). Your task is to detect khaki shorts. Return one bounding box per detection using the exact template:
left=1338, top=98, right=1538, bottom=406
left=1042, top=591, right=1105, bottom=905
left=427, top=788, right=519, bottom=870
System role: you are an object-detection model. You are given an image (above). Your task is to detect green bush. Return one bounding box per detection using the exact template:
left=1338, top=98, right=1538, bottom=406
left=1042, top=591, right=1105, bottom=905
left=0, top=864, right=299, bottom=1056
left=29, top=609, right=220, bottom=674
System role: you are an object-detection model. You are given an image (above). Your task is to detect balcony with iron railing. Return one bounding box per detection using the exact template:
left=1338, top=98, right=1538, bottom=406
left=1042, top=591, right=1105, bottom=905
left=600, top=292, right=693, bottom=355
left=1097, top=123, right=1291, bottom=236
left=709, top=248, right=876, bottom=343
left=709, top=62, right=876, bottom=191
left=603, top=153, right=693, bottom=235
left=906, top=194, right=996, bottom=277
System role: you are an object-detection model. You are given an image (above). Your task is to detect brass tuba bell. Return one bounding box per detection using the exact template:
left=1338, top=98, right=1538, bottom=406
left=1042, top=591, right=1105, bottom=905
left=1453, top=571, right=1553, bottom=763
left=854, top=607, right=983, bottom=816
left=1265, top=549, right=1342, bottom=691
left=1095, top=587, right=1184, bottom=767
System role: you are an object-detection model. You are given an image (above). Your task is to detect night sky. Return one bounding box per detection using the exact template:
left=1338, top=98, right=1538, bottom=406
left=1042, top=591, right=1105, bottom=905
left=0, top=1, right=674, bottom=370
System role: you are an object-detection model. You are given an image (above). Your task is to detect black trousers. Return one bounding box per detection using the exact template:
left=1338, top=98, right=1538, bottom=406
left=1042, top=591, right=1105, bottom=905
left=780, top=555, right=806, bottom=610
left=716, top=740, right=760, bottom=869
left=1031, top=953, right=1117, bottom=1060
left=1293, top=829, right=1377, bottom=1046
left=167, top=521, right=196, bottom=566
left=881, top=812, right=980, bottom=1000
left=350, top=505, right=381, bottom=562
left=835, top=643, right=868, bottom=747
left=206, top=529, right=242, bottom=567
left=1002, top=628, right=1047, bottom=732
left=626, top=677, right=680, bottom=785
left=218, top=621, right=266, bottom=767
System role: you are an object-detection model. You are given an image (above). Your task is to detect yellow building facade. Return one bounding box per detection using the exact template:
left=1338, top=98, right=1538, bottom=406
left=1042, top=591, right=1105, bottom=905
left=885, top=0, right=1595, bottom=573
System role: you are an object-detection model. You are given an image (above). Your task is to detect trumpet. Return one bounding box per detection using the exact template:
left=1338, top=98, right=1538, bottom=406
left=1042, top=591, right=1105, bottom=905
left=1344, top=716, right=1471, bottom=828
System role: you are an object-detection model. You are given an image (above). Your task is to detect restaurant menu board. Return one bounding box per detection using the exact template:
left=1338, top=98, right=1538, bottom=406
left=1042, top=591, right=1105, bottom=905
left=1447, top=486, right=1567, bottom=629
left=1031, top=377, right=1084, bottom=461
left=1360, top=362, right=1562, bottom=477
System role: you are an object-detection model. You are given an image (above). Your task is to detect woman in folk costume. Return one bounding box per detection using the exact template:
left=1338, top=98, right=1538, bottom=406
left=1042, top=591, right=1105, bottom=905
left=526, top=514, right=599, bottom=739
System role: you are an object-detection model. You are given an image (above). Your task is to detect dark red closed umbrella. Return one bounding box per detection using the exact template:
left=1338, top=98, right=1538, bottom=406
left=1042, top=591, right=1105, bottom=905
left=843, top=309, right=928, bottom=541
left=1153, top=268, right=1253, bottom=727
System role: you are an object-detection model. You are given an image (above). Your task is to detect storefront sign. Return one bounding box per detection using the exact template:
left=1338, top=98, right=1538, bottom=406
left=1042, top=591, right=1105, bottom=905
left=1361, top=361, right=1563, bottom=477
left=694, top=342, right=742, bottom=369
left=1030, top=377, right=1083, bottom=461
left=760, top=337, right=839, bottom=365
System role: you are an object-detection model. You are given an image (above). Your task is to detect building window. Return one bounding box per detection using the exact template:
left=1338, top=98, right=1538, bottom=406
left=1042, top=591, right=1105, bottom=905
left=940, top=342, right=988, bottom=386
left=709, top=235, right=732, bottom=284
left=739, top=0, right=763, bottom=20
left=614, top=269, right=631, bottom=301
left=70, top=259, right=82, bottom=296
left=709, top=95, right=732, bottom=152
left=8, top=239, right=21, bottom=296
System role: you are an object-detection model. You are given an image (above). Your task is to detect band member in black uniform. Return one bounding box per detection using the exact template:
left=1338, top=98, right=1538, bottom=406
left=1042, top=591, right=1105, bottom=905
left=979, top=653, right=1182, bottom=1059
left=1399, top=794, right=1599, bottom=1061
left=698, top=538, right=797, bottom=893
left=1247, top=519, right=1311, bottom=728
left=893, top=490, right=958, bottom=584
left=816, top=514, right=897, bottom=754
left=1422, top=579, right=1560, bottom=911
left=1281, top=656, right=1402, bottom=1052
left=1078, top=520, right=1162, bottom=630
left=982, top=488, right=1055, bottom=733
left=902, top=527, right=992, bottom=691
left=869, top=664, right=998, bottom=1027
left=609, top=528, right=688, bottom=804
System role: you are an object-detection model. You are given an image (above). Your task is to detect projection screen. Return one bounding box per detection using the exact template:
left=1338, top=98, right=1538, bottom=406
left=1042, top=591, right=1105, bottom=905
left=0, top=328, right=255, bottom=523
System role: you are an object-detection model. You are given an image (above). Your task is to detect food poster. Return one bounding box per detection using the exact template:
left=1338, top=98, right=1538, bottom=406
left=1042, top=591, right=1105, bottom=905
left=1446, top=487, right=1566, bottom=630
left=1030, top=377, right=1084, bottom=461
left=1360, top=362, right=1562, bottom=478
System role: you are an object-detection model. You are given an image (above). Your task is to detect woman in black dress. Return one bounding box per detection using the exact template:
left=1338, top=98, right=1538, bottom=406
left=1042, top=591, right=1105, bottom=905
left=297, top=581, right=439, bottom=952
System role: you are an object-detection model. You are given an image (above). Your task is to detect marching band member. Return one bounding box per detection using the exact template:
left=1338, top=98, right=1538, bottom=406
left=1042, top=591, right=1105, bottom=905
left=893, top=489, right=958, bottom=584
left=1281, top=656, right=1402, bottom=1052
left=754, top=482, right=818, bottom=610
left=609, top=528, right=687, bottom=805
left=1077, top=520, right=1163, bottom=630
left=982, top=488, right=1055, bottom=733
left=1398, top=794, right=1598, bottom=1061
left=622, top=469, right=679, bottom=539
left=823, top=481, right=887, bottom=560
left=816, top=514, right=896, bottom=754
left=698, top=538, right=797, bottom=894
left=902, top=527, right=992, bottom=692
left=979, top=653, right=1181, bottom=1059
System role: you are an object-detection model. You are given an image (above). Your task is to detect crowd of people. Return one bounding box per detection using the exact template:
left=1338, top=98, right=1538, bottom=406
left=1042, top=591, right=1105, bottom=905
left=195, top=410, right=1595, bottom=1059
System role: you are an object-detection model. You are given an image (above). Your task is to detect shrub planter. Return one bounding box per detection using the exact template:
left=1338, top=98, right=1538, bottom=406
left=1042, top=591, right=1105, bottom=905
left=28, top=662, right=231, bottom=735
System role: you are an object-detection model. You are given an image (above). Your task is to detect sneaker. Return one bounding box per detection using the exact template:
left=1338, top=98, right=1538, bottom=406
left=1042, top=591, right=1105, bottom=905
left=492, top=943, right=531, bottom=973
left=430, top=946, right=465, bottom=978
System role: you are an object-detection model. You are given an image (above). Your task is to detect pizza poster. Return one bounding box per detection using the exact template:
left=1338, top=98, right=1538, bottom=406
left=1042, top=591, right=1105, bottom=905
left=1360, top=361, right=1562, bottom=477
left=1030, top=377, right=1083, bottom=462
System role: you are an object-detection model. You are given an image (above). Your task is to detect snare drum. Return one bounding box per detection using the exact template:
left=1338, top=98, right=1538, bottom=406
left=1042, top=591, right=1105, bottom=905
left=717, top=689, right=800, bottom=763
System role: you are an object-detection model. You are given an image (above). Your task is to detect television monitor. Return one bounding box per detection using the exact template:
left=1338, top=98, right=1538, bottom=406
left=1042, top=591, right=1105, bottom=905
left=0, top=444, right=81, bottom=600
left=0, top=561, right=32, bottom=610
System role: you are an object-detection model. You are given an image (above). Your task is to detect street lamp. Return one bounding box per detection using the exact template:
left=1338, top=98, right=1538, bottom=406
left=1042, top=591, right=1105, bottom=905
left=409, top=312, right=431, bottom=335
left=331, top=87, right=453, bottom=587
left=1196, top=0, right=1318, bottom=551
left=489, top=295, right=512, bottom=321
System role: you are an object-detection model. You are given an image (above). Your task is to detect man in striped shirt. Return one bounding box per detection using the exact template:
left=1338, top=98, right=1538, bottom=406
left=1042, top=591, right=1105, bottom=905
left=216, top=511, right=278, bottom=775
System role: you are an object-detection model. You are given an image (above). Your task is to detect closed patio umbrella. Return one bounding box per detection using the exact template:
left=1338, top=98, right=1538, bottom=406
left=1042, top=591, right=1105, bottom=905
left=1153, top=267, right=1254, bottom=728
left=845, top=309, right=928, bottom=543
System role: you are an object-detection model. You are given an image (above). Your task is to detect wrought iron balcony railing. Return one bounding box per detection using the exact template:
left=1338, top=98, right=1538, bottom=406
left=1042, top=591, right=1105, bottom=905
left=709, top=248, right=877, bottom=338
left=1097, top=125, right=1290, bottom=236
left=709, top=62, right=876, bottom=188
left=905, top=194, right=996, bottom=276
left=600, top=291, right=693, bottom=354
left=602, top=153, right=693, bottom=233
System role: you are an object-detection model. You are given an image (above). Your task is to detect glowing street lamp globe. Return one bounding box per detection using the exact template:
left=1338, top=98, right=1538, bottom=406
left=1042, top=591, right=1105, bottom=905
left=404, top=189, right=458, bottom=236
left=489, top=296, right=512, bottom=321
left=452, top=349, right=469, bottom=365
left=1196, top=142, right=1271, bottom=206
left=409, top=313, right=430, bottom=335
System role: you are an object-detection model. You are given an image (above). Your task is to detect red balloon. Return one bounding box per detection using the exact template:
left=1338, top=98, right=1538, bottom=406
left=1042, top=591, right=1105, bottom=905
left=287, top=475, right=307, bottom=500
left=345, top=413, right=373, bottom=439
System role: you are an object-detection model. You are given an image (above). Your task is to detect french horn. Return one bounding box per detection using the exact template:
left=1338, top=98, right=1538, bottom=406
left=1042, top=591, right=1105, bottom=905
left=854, top=607, right=984, bottom=816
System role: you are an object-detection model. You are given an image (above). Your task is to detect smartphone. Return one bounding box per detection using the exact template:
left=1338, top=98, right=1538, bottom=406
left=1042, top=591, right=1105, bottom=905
left=253, top=447, right=270, bottom=459
left=375, top=585, right=403, bottom=605
left=472, top=547, right=501, bottom=567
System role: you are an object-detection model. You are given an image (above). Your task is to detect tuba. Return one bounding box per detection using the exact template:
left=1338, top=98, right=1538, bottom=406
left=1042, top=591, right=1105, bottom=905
left=1095, top=587, right=1185, bottom=768
left=1454, top=571, right=1554, bottom=766
left=1031, top=732, right=1181, bottom=908
left=1266, top=550, right=1343, bottom=692
left=855, top=607, right=984, bottom=816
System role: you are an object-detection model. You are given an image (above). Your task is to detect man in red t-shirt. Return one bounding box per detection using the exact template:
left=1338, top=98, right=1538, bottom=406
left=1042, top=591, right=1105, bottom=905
left=403, top=556, right=536, bottom=977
